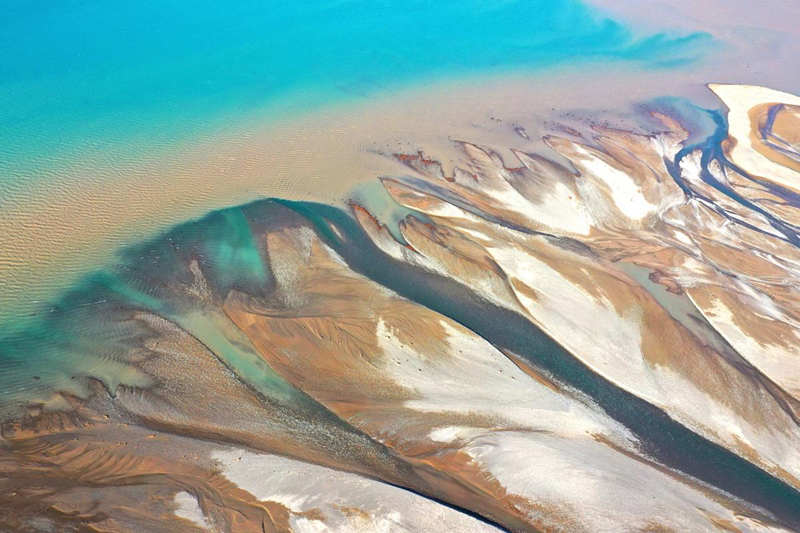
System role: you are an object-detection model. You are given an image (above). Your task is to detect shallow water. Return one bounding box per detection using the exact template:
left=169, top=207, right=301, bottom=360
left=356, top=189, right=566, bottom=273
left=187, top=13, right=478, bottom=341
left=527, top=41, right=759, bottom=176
left=0, top=1, right=721, bottom=332
left=2, top=1, right=800, bottom=531
left=0, top=0, right=708, bottom=179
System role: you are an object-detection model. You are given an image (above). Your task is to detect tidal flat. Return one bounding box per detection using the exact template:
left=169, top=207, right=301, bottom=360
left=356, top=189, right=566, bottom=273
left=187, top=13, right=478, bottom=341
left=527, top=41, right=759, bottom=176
left=2, top=83, right=800, bottom=531
left=2, top=1, right=800, bottom=531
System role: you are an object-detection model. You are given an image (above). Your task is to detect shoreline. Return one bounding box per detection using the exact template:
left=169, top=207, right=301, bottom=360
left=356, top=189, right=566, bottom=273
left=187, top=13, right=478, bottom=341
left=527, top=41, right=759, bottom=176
left=0, top=64, right=716, bottom=326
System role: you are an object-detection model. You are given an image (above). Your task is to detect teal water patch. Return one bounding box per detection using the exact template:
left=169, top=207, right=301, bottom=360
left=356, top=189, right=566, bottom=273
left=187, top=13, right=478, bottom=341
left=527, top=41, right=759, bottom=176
left=0, top=201, right=296, bottom=417
left=645, top=96, right=722, bottom=146
left=0, top=0, right=711, bottom=183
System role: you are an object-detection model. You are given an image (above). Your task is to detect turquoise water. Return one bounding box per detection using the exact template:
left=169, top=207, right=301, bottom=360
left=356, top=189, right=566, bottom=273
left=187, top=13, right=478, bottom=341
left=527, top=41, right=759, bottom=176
left=0, top=0, right=710, bottom=182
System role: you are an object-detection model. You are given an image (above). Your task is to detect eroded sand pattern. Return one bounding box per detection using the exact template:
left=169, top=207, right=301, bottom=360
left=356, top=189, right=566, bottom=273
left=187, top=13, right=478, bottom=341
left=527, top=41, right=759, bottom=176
left=1, top=84, right=799, bottom=531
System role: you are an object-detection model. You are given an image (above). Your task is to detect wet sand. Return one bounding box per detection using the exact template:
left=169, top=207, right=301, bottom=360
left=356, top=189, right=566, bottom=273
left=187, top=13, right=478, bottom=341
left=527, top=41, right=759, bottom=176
left=2, top=76, right=800, bottom=530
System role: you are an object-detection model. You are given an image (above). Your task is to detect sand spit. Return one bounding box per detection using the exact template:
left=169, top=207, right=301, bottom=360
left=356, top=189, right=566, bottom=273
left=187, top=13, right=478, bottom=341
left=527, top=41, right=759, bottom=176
left=710, top=84, right=800, bottom=193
